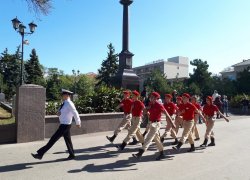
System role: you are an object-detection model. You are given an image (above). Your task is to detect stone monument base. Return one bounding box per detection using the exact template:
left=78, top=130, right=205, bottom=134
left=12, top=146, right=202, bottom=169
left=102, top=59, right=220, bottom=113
left=16, top=84, right=46, bottom=143
left=72, top=94, right=78, bottom=101
left=110, top=69, right=141, bottom=92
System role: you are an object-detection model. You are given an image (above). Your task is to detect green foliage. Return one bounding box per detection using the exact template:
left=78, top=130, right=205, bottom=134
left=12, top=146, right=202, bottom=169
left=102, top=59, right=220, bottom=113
left=25, top=48, right=45, bottom=86
left=45, top=86, right=125, bottom=115
left=186, top=59, right=212, bottom=92
left=229, top=94, right=249, bottom=108
left=97, top=43, right=119, bottom=86
left=236, top=67, right=250, bottom=95
left=143, top=68, right=172, bottom=97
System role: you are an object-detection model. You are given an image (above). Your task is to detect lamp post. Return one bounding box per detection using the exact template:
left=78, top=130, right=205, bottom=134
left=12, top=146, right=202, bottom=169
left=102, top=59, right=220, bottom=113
left=11, top=17, right=37, bottom=86
left=72, top=69, right=80, bottom=94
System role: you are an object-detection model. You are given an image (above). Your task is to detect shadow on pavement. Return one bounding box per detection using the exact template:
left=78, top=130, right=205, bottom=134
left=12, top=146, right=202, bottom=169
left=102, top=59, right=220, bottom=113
left=0, top=158, right=65, bottom=173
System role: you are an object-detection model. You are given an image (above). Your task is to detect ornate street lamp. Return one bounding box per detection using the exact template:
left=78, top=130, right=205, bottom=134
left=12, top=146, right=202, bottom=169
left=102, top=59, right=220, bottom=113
left=72, top=69, right=80, bottom=94
left=11, top=16, right=37, bottom=86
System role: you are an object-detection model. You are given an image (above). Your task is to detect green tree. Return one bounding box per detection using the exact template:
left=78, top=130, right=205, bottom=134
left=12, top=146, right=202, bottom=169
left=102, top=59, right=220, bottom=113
left=25, top=49, right=45, bottom=86
left=1, top=47, right=21, bottom=100
left=75, top=74, right=97, bottom=96
left=186, top=59, right=212, bottom=92
left=172, top=76, right=185, bottom=95
left=236, top=66, right=250, bottom=95
left=97, top=43, right=119, bottom=86
left=143, top=68, right=172, bottom=97
left=46, top=68, right=62, bottom=101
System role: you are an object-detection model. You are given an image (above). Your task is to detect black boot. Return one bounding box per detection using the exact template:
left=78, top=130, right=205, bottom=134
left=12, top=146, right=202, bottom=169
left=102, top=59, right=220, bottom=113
left=172, top=142, right=183, bottom=152
left=161, top=137, right=165, bottom=143
left=200, top=139, right=208, bottom=147
left=106, top=134, right=116, bottom=143
left=31, top=153, right=42, bottom=160
left=143, top=131, right=147, bottom=137
left=171, top=138, right=179, bottom=145
left=116, top=141, right=127, bottom=151
left=187, top=144, right=195, bottom=152
left=128, top=137, right=138, bottom=145
left=132, top=149, right=144, bottom=160
left=194, top=138, right=200, bottom=141
left=208, top=138, right=215, bottom=146
left=156, top=151, right=166, bottom=160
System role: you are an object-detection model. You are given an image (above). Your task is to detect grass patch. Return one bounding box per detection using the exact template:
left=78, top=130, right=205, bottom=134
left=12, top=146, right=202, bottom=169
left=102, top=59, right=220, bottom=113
left=0, top=107, right=15, bottom=125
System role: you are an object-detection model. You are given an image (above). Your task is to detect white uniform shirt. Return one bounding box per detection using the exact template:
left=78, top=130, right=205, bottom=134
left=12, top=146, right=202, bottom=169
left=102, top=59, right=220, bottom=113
left=58, top=99, right=81, bottom=125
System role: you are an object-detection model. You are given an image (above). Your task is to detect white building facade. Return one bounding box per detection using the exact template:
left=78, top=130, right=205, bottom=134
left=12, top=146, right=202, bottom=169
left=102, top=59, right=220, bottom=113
left=132, top=56, right=189, bottom=81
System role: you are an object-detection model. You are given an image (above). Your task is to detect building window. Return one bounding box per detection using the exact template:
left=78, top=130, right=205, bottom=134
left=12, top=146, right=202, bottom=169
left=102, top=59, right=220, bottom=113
left=177, top=73, right=179, bottom=76
left=177, top=66, right=179, bottom=69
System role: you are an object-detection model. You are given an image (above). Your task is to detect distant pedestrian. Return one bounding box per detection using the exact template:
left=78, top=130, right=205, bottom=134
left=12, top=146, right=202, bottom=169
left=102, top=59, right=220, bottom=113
left=141, top=87, right=148, bottom=100
left=242, top=96, right=249, bottom=115
left=212, top=90, right=218, bottom=102
left=198, top=99, right=204, bottom=124
left=157, top=95, right=163, bottom=104
left=172, top=90, right=178, bottom=104
left=222, top=95, right=229, bottom=117
left=31, top=89, right=81, bottom=161
left=214, top=96, right=223, bottom=119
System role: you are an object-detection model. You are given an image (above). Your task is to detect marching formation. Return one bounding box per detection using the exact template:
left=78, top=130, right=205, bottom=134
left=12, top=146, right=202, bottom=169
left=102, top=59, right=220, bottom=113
left=107, top=90, right=230, bottom=160
left=31, top=89, right=229, bottom=161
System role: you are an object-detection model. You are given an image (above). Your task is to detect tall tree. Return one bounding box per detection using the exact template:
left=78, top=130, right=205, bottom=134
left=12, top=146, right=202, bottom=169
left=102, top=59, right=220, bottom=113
left=186, top=59, right=212, bottom=92
left=97, top=43, right=119, bottom=86
left=25, top=49, right=45, bottom=86
left=143, top=68, right=172, bottom=98
left=1, top=47, right=22, bottom=99
left=46, top=68, right=62, bottom=101
left=236, top=67, right=250, bottom=95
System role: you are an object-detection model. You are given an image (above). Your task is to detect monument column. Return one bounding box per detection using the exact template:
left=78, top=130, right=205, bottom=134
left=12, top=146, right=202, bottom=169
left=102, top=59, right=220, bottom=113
left=110, top=0, right=141, bottom=92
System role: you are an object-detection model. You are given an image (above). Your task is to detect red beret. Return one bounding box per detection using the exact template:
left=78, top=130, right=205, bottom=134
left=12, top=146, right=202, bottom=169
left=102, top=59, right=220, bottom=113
left=206, top=96, right=213, bottom=102
left=123, top=91, right=130, bottom=95
left=177, top=97, right=182, bottom=101
left=132, top=91, right=140, bottom=96
left=182, top=93, right=191, bottom=99
left=165, top=94, right=172, bottom=98
left=151, top=92, right=160, bottom=98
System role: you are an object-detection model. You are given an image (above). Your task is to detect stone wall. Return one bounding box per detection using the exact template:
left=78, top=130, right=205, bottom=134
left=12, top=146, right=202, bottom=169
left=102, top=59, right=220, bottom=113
left=0, top=124, right=16, bottom=144
left=45, top=112, right=124, bottom=138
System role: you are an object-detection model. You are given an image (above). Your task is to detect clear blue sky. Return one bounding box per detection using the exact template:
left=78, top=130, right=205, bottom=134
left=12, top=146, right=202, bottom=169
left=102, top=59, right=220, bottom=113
left=1, top=0, right=250, bottom=76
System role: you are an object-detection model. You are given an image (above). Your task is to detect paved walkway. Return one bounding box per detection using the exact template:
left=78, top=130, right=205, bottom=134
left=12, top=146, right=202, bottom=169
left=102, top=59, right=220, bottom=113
left=0, top=115, right=249, bottom=180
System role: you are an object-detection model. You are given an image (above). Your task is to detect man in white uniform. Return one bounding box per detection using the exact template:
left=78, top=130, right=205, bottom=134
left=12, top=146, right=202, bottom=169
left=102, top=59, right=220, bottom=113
left=31, top=89, right=81, bottom=161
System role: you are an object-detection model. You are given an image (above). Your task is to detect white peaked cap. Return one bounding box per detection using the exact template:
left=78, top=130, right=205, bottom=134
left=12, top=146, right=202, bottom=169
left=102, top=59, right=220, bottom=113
left=62, top=89, right=73, bottom=95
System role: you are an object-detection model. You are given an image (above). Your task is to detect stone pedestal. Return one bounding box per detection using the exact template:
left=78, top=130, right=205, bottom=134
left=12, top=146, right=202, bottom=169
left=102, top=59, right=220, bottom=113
left=16, top=84, right=46, bottom=143
left=0, top=93, right=5, bottom=102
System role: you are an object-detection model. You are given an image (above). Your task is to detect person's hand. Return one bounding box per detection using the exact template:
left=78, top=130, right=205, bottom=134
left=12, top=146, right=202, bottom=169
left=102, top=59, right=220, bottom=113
left=202, top=119, right=206, bottom=123
left=131, top=105, right=134, bottom=109
left=182, top=110, right=185, bottom=113
left=57, top=112, right=61, bottom=116
left=147, top=105, right=151, bottom=109
left=225, top=118, right=229, bottom=122
left=76, top=125, right=81, bottom=128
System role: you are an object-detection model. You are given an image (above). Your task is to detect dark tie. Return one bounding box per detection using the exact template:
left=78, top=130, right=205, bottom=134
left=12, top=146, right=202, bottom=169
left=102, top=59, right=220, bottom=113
left=57, top=102, right=65, bottom=112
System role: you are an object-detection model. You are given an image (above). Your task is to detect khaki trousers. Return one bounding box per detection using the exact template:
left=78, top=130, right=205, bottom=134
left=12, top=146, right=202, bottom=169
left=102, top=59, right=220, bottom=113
left=123, top=117, right=144, bottom=144
left=114, top=114, right=132, bottom=135
left=142, top=122, right=163, bottom=152
left=204, top=115, right=215, bottom=139
left=162, top=116, right=177, bottom=139
left=172, top=116, right=183, bottom=135
left=179, top=120, right=194, bottom=144
left=192, top=114, right=200, bottom=139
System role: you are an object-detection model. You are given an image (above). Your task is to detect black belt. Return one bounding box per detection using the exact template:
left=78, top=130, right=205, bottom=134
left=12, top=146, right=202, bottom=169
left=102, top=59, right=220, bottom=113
left=151, top=121, right=160, bottom=122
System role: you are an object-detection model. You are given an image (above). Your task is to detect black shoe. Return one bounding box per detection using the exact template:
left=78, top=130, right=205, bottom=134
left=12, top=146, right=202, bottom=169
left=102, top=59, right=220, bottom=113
left=116, top=142, right=127, bottom=151
left=63, top=155, right=75, bottom=161
left=200, top=138, right=208, bottom=147
left=128, top=138, right=138, bottom=145
left=172, top=142, right=183, bottom=152
left=161, top=137, right=164, bottom=143
left=208, top=138, right=215, bottom=146
left=156, top=151, right=165, bottom=160
left=187, top=144, right=195, bottom=152
left=143, top=131, right=147, bottom=138
left=132, top=149, right=144, bottom=160
left=171, top=139, right=179, bottom=145
left=31, top=153, right=42, bottom=160
left=194, top=138, right=200, bottom=141
left=106, top=135, right=116, bottom=143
